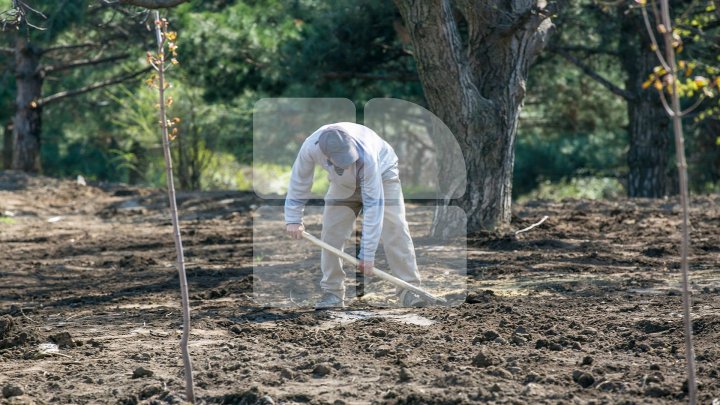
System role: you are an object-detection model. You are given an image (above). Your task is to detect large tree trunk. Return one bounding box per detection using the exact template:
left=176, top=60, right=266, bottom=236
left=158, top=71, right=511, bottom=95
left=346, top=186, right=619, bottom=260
left=689, top=118, right=720, bottom=188
left=621, top=9, right=673, bottom=197
left=394, top=0, right=553, bottom=235
left=2, top=121, right=12, bottom=170
left=12, top=38, right=44, bottom=173
left=128, top=141, right=145, bottom=185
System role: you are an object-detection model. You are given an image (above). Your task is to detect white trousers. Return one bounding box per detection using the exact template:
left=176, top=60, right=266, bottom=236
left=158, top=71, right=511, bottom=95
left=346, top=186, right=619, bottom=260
left=320, top=178, right=421, bottom=299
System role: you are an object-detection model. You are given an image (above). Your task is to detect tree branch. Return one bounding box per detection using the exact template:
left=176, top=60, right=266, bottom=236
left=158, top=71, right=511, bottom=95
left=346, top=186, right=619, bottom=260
left=657, top=88, right=675, bottom=116
left=42, top=43, right=98, bottom=54
left=552, top=47, right=635, bottom=100
left=118, top=0, right=188, bottom=8
left=38, top=66, right=152, bottom=107
left=515, top=215, right=549, bottom=235
left=497, top=4, right=554, bottom=37
left=640, top=4, right=671, bottom=72
left=679, top=94, right=705, bottom=117
left=0, top=47, right=13, bottom=53
left=44, top=53, right=130, bottom=73
left=1, top=0, right=47, bottom=31
left=456, top=0, right=556, bottom=87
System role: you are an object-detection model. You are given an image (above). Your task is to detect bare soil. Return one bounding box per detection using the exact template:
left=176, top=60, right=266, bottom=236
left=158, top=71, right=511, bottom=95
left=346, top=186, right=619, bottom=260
left=0, top=171, right=718, bottom=404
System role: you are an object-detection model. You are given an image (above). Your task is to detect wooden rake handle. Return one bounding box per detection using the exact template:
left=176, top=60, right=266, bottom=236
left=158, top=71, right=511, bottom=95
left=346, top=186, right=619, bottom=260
left=301, top=231, right=447, bottom=305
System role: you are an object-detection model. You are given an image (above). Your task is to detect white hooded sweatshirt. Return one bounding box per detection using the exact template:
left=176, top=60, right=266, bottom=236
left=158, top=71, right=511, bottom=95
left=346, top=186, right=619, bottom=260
left=284, top=122, right=399, bottom=261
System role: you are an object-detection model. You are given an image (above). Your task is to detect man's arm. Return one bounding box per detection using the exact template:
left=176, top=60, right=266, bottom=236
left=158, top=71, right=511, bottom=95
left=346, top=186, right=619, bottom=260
left=284, top=143, right=315, bottom=236
left=357, top=157, right=384, bottom=265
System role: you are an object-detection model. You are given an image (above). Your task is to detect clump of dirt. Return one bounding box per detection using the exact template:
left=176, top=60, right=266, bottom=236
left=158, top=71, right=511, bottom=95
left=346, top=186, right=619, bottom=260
left=0, top=315, right=17, bottom=344
left=118, top=255, right=158, bottom=269
left=49, top=332, right=77, bottom=348
left=0, top=314, right=40, bottom=353
left=0, top=315, right=14, bottom=338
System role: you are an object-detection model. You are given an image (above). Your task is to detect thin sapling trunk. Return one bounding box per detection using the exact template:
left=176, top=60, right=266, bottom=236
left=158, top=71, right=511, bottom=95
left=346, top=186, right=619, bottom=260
left=639, top=0, right=698, bottom=402
left=150, top=11, right=195, bottom=403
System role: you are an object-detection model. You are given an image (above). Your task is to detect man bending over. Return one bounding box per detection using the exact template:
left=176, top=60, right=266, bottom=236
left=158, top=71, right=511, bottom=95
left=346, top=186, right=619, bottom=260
left=284, top=122, right=424, bottom=309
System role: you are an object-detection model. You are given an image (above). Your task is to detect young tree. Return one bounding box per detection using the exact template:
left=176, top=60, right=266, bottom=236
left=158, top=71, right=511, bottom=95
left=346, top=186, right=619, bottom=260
left=152, top=13, right=195, bottom=402
left=635, top=0, right=720, bottom=402
left=393, top=0, right=556, bottom=234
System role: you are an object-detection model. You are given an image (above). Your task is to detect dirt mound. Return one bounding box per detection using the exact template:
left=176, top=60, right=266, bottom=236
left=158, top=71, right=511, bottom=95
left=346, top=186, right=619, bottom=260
left=0, top=313, right=40, bottom=354
left=0, top=171, right=115, bottom=217
left=98, top=189, right=260, bottom=221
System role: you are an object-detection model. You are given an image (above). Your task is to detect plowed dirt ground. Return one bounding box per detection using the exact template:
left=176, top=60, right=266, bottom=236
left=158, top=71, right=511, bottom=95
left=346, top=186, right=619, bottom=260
left=0, top=171, right=718, bottom=404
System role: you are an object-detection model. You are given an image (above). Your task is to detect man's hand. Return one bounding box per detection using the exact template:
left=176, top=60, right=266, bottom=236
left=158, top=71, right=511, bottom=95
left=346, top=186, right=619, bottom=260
left=286, top=223, right=305, bottom=239
left=358, top=260, right=374, bottom=276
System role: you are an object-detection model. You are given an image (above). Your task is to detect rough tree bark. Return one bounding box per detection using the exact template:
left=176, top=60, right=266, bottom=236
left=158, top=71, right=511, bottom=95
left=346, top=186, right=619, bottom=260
left=620, top=9, right=673, bottom=198
left=12, top=38, right=43, bottom=173
left=394, top=0, right=554, bottom=234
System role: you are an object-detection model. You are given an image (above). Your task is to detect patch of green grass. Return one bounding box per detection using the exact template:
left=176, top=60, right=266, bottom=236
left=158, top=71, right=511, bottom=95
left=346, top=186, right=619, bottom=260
left=252, top=163, right=330, bottom=196
left=0, top=217, right=16, bottom=225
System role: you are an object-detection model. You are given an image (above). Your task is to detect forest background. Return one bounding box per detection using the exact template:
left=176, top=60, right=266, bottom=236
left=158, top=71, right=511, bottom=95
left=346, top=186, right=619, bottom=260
left=1, top=0, right=718, bottom=202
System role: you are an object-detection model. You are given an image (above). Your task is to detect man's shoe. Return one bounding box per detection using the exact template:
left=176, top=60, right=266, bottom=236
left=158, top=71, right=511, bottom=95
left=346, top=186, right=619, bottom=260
left=398, top=289, right=427, bottom=308
left=315, top=291, right=344, bottom=310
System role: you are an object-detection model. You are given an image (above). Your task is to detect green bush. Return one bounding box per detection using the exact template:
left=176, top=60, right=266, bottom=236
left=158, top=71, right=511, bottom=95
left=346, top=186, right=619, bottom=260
left=517, top=177, right=624, bottom=202
left=252, top=163, right=329, bottom=196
